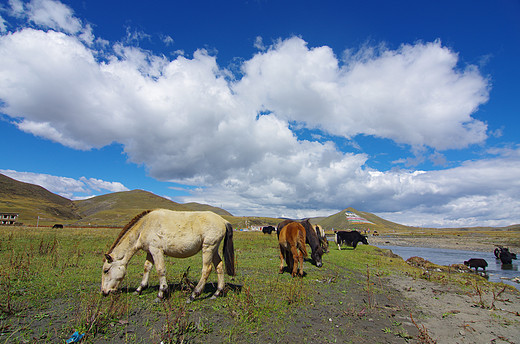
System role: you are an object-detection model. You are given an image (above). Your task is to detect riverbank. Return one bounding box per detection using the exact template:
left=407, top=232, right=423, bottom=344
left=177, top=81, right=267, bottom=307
left=369, top=233, right=520, bottom=343
left=387, top=273, right=520, bottom=344
left=369, top=233, right=520, bottom=253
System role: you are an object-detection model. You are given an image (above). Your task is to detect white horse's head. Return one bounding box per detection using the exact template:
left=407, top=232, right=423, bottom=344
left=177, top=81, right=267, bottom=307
left=100, top=253, right=127, bottom=296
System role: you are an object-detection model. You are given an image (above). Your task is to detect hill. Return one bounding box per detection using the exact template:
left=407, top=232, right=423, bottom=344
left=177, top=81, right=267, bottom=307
left=74, top=190, right=232, bottom=226
left=0, top=173, right=81, bottom=224
left=0, top=173, right=232, bottom=227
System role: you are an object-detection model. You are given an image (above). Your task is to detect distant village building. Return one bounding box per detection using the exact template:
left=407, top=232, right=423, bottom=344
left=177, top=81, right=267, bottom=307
left=0, top=212, right=19, bottom=225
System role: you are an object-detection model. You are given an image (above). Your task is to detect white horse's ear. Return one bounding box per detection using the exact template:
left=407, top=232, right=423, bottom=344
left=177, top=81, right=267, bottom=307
left=104, top=254, right=113, bottom=263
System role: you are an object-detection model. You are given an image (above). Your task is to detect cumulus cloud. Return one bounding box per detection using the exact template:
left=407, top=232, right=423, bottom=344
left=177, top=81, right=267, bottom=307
left=0, top=15, right=6, bottom=33
left=1, top=1, right=517, bottom=227
left=79, top=177, right=129, bottom=193
left=236, top=38, right=489, bottom=149
left=0, top=169, right=129, bottom=199
left=26, top=0, right=83, bottom=34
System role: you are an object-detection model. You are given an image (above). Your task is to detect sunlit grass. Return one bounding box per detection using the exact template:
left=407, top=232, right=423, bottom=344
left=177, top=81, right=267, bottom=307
left=1, top=226, right=516, bottom=343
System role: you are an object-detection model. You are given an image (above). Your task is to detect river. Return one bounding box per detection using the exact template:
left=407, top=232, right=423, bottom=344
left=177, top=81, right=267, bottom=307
left=376, top=245, right=520, bottom=290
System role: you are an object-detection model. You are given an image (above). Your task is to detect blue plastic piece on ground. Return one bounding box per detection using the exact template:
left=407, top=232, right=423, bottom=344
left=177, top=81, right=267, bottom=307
left=66, top=331, right=84, bottom=343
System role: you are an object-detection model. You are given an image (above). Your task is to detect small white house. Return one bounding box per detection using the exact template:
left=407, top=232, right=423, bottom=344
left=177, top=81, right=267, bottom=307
left=0, top=212, right=19, bottom=225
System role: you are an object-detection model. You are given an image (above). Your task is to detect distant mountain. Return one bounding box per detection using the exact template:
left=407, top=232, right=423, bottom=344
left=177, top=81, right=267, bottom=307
left=0, top=173, right=81, bottom=224
left=0, top=173, right=232, bottom=226
left=74, top=190, right=232, bottom=226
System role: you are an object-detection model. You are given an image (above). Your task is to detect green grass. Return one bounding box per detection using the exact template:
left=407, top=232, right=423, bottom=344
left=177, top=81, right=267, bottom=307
left=1, top=226, right=514, bottom=343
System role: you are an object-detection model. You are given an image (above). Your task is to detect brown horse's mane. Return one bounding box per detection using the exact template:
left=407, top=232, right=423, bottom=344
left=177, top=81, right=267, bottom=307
left=107, top=210, right=152, bottom=254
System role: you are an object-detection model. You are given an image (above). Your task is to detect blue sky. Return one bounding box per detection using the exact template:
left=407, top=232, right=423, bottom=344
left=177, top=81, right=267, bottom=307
left=1, top=0, right=519, bottom=227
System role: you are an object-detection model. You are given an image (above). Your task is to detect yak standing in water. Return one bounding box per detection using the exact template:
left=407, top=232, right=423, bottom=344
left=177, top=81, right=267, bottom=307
left=494, top=246, right=517, bottom=265
left=464, top=258, right=488, bottom=272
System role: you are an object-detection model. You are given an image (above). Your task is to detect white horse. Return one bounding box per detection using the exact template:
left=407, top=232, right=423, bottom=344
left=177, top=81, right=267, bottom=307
left=101, top=209, right=235, bottom=302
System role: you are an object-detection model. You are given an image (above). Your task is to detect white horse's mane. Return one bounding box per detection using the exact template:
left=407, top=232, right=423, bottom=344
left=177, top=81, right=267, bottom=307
left=107, top=210, right=152, bottom=254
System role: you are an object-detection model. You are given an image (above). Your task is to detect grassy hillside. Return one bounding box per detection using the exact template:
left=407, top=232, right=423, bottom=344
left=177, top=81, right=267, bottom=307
left=0, top=173, right=80, bottom=225
left=74, top=190, right=234, bottom=226
left=0, top=174, right=234, bottom=227
left=73, top=190, right=190, bottom=226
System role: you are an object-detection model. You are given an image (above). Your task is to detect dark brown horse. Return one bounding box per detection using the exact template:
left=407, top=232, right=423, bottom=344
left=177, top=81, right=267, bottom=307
left=278, top=222, right=307, bottom=277
left=314, top=224, right=329, bottom=253
left=277, top=219, right=324, bottom=267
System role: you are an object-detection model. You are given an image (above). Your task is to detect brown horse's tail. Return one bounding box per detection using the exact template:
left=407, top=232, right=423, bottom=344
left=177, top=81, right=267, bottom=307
left=298, top=228, right=308, bottom=257
left=223, top=222, right=235, bottom=276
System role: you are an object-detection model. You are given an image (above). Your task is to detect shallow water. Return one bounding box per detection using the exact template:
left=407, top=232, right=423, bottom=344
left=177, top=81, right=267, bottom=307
left=376, top=245, right=520, bottom=290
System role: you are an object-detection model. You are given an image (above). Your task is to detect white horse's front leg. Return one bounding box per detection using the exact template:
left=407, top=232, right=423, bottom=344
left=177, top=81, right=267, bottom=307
left=150, top=249, right=168, bottom=301
left=135, top=252, right=154, bottom=295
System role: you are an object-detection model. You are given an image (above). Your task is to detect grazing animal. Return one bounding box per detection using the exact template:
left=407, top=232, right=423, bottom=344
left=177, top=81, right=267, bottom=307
left=334, top=230, right=369, bottom=250
left=278, top=222, right=307, bottom=277
left=314, top=225, right=329, bottom=253
left=101, top=209, right=235, bottom=302
left=262, top=226, right=275, bottom=234
left=464, top=258, right=488, bottom=272
left=495, top=246, right=517, bottom=264
left=499, top=249, right=514, bottom=265
left=52, top=224, right=63, bottom=229
left=277, top=219, right=324, bottom=267
left=494, top=246, right=503, bottom=259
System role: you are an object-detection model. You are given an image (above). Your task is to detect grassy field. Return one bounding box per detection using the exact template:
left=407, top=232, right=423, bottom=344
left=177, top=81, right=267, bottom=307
left=0, top=226, right=512, bottom=343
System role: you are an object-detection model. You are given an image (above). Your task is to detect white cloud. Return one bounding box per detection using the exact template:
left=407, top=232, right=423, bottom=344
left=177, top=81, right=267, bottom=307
left=26, top=0, right=82, bottom=34
left=0, top=15, right=6, bottom=33
left=8, top=0, right=25, bottom=16
left=181, top=147, right=520, bottom=226
left=254, top=36, right=266, bottom=51
left=0, top=169, right=129, bottom=199
left=1, top=2, right=517, bottom=227
left=236, top=37, right=489, bottom=150
left=79, top=177, right=129, bottom=193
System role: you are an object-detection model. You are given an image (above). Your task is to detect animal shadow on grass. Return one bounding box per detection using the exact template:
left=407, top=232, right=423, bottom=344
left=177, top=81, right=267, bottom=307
left=279, top=266, right=308, bottom=277
left=304, top=257, right=321, bottom=266
left=121, top=282, right=243, bottom=301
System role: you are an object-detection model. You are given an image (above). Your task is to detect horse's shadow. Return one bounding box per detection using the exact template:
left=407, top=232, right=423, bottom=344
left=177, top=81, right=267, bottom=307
left=121, top=281, right=243, bottom=301
left=279, top=266, right=308, bottom=277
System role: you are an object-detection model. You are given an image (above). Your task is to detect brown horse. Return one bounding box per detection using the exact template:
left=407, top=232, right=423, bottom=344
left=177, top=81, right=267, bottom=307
left=278, top=222, right=307, bottom=277
left=277, top=219, right=324, bottom=267
left=101, top=209, right=235, bottom=302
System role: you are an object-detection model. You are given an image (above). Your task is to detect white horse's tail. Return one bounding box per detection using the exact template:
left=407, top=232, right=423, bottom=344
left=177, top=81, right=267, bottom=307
left=223, top=222, right=235, bottom=276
